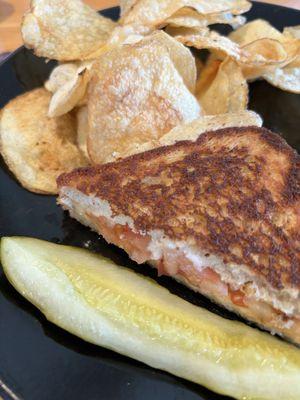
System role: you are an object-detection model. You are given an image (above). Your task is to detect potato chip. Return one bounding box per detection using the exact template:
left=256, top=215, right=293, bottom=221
left=84, top=22, right=152, bottom=61
left=121, top=0, right=251, bottom=29
left=169, top=26, right=290, bottom=70
left=229, top=19, right=300, bottom=77
left=107, top=24, right=148, bottom=46
left=180, top=19, right=298, bottom=85
left=22, top=0, right=116, bottom=61
left=195, top=57, right=204, bottom=79
left=234, top=20, right=300, bottom=58
left=76, top=106, right=90, bottom=160
left=166, top=8, right=246, bottom=29
left=197, top=58, right=248, bottom=115
left=87, top=32, right=201, bottom=164
left=229, top=19, right=284, bottom=45
left=263, top=56, right=300, bottom=94
left=106, top=29, right=196, bottom=93
left=195, top=59, right=221, bottom=98
left=0, top=88, right=87, bottom=194
left=259, top=26, right=299, bottom=92
left=120, top=0, right=139, bottom=17
left=284, top=25, right=300, bottom=40
left=240, top=38, right=290, bottom=80
left=130, top=110, right=262, bottom=152
left=159, top=111, right=263, bottom=145
left=167, top=26, right=243, bottom=60
left=146, top=31, right=197, bottom=93
left=48, top=62, right=92, bottom=117
left=45, top=63, right=79, bottom=93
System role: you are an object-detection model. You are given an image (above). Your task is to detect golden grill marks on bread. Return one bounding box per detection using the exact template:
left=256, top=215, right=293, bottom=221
left=57, top=127, right=300, bottom=344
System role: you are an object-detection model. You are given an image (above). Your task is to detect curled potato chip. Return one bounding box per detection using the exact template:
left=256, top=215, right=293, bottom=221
left=166, top=8, right=246, bottom=29
left=87, top=32, right=201, bottom=164
left=195, top=57, right=204, bottom=79
left=229, top=19, right=300, bottom=77
left=260, top=26, right=299, bottom=92
left=146, top=31, right=197, bottom=93
left=242, top=38, right=287, bottom=64
left=197, top=58, right=248, bottom=115
left=159, top=110, right=262, bottom=145
left=0, top=88, right=87, bottom=194
left=121, top=0, right=251, bottom=28
left=240, top=38, right=289, bottom=80
left=186, top=20, right=299, bottom=82
left=45, top=63, right=79, bottom=93
left=48, top=62, right=92, bottom=118
left=76, top=106, right=90, bottom=160
left=22, top=0, right=116, bottom=61
left=120, top=0, right=139, bottom=17
left=195, top=59, right=221, bottom=98
left=132, top=110, right=262, bottom=151
left=167, top=26, right=243, bottom=60
left=260, top=24, right=300, bottom=92
left=263, top=56, right=300, bottom=94
left=169, top=26, right=290, bottom=71
left=107, top=24, right=148, bottom=46
left=229, top=19, right=284, bottom=45
left=284, top=25, right=300, bottom=40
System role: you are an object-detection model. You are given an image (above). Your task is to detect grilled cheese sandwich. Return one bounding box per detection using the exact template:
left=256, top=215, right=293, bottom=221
left=58, top=127, right=300, bottom=344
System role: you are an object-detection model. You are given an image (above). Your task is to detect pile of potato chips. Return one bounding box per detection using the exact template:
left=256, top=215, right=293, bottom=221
left=0, top=0, right=299, bottom=194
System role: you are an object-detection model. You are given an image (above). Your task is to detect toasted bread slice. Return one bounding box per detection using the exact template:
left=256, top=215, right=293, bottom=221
left=0, top=88, right=87, bottom=194
left=58, top=127, right=300, bottom=344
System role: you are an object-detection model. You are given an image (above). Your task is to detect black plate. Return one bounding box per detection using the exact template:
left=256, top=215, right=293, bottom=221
left=0, top=3, right=299, bottom=400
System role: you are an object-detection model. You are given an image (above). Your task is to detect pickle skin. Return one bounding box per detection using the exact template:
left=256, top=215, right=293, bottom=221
left=1, top=236, right=300, bottom=400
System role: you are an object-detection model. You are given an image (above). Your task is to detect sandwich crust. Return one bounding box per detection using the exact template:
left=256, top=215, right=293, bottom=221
left=58, top=127, right=300, bottom=291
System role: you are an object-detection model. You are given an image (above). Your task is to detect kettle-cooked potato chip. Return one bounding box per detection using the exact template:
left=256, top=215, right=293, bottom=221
left=105, top=29, right=197, bottom=93
left=229, top=19, right=284, bottom=45
left=48, top=69, right=89, bottom=118
left=45, top=63, right=78, bottom=93
left=195, top=59, right=221, bottom=98
left=48, top=62, right=93, bottom=117
left=121, top=0, right=251, bottom=29
left=178, top=19, right=299, bottom=84
left=131, top=110, right=262, bottom=151
left=0, top=88, right=87, bottom=194
left=263, top=59, right=300, bottom=94
left=146, top=30, right=197, bottom=93
left=169, top=26, right=290, bottom=69
left=197, top=58, right=248, bottom=114
left=120, top=0, right=139, bottom=17
left=167, top=26, right=243, bottom=60
left=166, top=8, right=246, bottom=29
left=240, top=38, right=289, bottom=80
left=22, top=0, right=116, bottom=61
left=262, top=26, right=300, bottom=93
left=107, top=24, right=148, bottom=45
left=179, top=19, right=300, bottom=88
left=230, top=19, right=300, bottom=61
left=87, top=32, right=201, bottom=164
left=229, top=19, right=300, bottom=79
left=284, top=25, right=300, bottom=40
left=262, top=52, right=300, bottom=94
left=159, top=110, right=262, bottom=145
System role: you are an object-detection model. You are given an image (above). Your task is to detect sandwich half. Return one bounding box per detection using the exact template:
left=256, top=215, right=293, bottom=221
left=57, top=127, right=300, bottom=344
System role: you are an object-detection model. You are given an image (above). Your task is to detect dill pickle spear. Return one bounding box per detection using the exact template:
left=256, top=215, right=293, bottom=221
left=1, top=237, right=300, bottom=400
